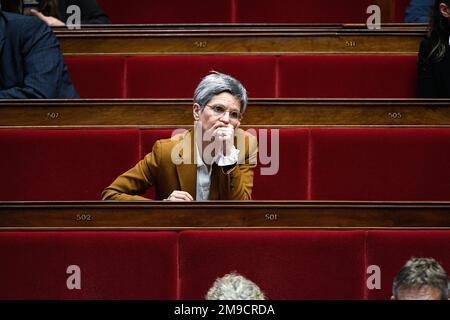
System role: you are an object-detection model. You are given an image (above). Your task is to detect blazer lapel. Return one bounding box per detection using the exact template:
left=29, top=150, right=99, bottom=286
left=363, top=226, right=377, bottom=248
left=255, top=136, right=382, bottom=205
left=175, top=130, right=197, bottom=199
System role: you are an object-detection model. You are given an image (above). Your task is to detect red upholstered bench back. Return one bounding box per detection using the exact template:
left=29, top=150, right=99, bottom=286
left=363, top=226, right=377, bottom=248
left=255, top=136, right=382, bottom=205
left=64, top=55, right=417, bottom=99
left=179, top=230, right=450, bottom=300
left=96, top=0, right=232, bottom=24
left=126, top=56, right=276, bottom=99
left=65, top=57, right=126, bottom=98
left=235, top=0, right=374, bottom=23
left=309, top=128, right=450, bottom=201
left=366, top=230, right=450, bottom=300
left=96, top=0, right=389, bottom=24
left=1, top=230, right=449, bottom=299
left=0, top=231, right=178, bottom=299
left=2, top=128, right=450, bottom=201
left=179, top=230, right=367, bottom=299
left=0, top=130, right=140, bottom=201
left=255, top=127, right=450, bottom=201
left=252, top=128, right=309, bottom=200
left=278, top=55, right=417, bottom=98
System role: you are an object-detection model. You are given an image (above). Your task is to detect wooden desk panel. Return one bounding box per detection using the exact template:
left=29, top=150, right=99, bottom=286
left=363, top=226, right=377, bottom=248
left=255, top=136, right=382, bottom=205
left=1, top=99, right=450, bottom=128
left=1, top=201, right=449, bottom=230
left=54, top=27, right=425, bottom=55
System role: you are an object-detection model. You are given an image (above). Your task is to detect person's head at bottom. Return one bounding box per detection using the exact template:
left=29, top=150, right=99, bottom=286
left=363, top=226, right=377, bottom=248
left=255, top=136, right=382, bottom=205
left=206, top=272, right=265, bottom=300
left=392, top=257, right=449, bottom=300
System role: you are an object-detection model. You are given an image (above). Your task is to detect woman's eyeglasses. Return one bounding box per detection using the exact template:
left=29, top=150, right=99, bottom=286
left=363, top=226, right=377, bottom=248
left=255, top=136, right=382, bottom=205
left=206, top=104, right=242, bottom=121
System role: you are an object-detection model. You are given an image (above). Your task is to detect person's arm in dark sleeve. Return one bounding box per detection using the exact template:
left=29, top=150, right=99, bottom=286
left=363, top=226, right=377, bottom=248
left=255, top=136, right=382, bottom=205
left=0, top=17, right=76, bottom=98
left=417, top=38, right=438, bottom=98
left=404, top=0, right=434, bottom=23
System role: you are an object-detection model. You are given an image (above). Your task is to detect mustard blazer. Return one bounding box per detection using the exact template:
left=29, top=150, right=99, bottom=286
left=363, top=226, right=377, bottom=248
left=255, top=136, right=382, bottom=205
left=101, top=128, right=258, bottom=200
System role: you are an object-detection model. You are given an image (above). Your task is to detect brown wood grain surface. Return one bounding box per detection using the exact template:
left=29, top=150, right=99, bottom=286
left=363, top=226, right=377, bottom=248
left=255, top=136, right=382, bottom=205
left=1, top=99, right=450, bottom=128
left=53, top=26, right=426, bottom=55
left=1, top=201, right=449, bottom=230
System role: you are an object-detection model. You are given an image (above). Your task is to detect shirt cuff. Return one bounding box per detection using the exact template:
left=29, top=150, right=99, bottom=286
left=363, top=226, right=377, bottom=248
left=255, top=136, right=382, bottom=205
left=217, top=147, right=240, bottom=166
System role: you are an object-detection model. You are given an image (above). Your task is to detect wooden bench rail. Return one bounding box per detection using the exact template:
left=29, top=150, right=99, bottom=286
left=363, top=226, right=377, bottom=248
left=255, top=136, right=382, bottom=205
left=1, top=99, right=450, bottom=128
left=54, top=26, right=427, bottom=55
left=54, top=23, right=426, bottom=31
left=1, top=201, right=449, bottom=230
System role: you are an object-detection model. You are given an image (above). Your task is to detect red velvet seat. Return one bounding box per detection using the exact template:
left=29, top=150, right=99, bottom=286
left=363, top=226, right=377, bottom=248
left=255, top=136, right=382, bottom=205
left=126, top=56, right=277, bottom=98
left=366, top=230, right=450, bottom=300
left=252, top=128, right=309, bottom=200
left=96, top=0, right=232, bottom=24
left=64, top=55, right=418, bottom=99
left=65, top=57, right=126, bottom=98
left=395, top=0, right=413, bottom=22
left=236, top=0, right=374, bottom=23
left=179, top=230, right=366, bottom=299
left=95, top=0, right=409, bottom=24
left=0, top=130, right=140, bottom=201
left=1, top=230, right=450, bottom=300
left=2, top=128, right=450, bottom=201
left=309, top=128, right=450, bottom=201
left=278, top=55, right=417, bottom=98
left=0, top=231, right=178, bottom=299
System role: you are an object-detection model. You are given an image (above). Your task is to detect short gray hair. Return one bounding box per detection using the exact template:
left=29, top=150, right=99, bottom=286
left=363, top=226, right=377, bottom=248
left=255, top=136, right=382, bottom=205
left=206, top=272, right=265, bottom=300
left=392, top=257, right=449, bottom=300
left=194, top=71, right=248, bottom=113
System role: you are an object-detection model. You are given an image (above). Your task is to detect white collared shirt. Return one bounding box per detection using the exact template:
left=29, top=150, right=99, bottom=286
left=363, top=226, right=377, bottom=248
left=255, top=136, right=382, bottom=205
left=195, top=143, right=240, bottom=200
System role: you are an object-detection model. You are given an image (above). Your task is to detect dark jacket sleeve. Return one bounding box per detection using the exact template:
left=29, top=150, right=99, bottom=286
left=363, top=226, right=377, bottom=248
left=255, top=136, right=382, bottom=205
left=59, top=0, right=110, bottom=24
left=0, top=16, right=78, bottom=98
left=404, top=0, right=433, bottom=23
left=417, top=37, right=438, bottom=98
